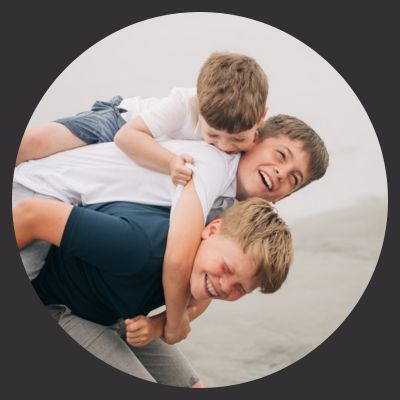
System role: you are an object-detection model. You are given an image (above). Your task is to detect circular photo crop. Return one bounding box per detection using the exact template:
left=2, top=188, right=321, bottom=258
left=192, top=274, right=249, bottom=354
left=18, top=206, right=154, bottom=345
left=12, top=13, right=387, bottom=388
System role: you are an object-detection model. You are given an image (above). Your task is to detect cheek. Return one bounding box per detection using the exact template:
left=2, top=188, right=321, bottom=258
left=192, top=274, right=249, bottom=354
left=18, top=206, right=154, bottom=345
left=237, top=142, right=254, bottom=152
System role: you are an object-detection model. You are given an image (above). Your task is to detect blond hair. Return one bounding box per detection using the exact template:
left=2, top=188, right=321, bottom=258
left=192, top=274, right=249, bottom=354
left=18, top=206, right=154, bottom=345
left=219, top=198, right=293, bottom=294
left=258, top=114, right=329, bottom=186
left=197, top=52, right=268, bottom=133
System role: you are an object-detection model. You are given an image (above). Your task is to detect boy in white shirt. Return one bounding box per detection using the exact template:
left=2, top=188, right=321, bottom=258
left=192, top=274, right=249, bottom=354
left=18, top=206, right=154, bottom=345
left=17, top=52, right=268, bottom=184
left=15, top=52, right=270, bottom=344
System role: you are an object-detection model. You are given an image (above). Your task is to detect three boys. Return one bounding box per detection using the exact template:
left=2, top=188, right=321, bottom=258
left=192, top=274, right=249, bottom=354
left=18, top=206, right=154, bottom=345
left=13, top=51, right=329, bottom=386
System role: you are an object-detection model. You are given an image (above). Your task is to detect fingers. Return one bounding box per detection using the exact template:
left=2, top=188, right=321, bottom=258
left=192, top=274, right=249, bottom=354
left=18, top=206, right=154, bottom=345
left=175, top=165, right=193, bottom=177
left=172, top=170, right=193, bottom=186
left=173, top=177, right=191, bottom=186
left=170, top=154, right=194, bottom=186
left=181, top=153, right=194, bottom=164
left=125, top=316, right=155, bottom=347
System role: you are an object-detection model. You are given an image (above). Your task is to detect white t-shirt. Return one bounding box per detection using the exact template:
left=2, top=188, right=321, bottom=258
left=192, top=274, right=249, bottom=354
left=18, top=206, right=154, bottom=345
left=119, top=88, right=202, bottom=141
left=14, top=140, right=239, bottom=224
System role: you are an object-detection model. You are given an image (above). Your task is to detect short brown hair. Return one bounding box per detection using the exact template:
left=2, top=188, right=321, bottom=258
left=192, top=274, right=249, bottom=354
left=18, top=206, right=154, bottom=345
left=258, top=114, right=329, bottom=186
left=219, top=197, right=293, bottom=294
left=197, top=52, right=268, bottom=133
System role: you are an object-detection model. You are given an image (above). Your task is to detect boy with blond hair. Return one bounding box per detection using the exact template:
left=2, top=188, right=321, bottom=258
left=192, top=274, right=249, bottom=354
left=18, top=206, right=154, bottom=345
left=13, top=197, right=292, bottom=386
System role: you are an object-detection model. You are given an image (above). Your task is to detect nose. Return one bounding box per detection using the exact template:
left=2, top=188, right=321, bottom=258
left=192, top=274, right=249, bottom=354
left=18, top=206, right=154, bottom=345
left=217, top=139, right=237, bottom=153
left=220, top=275, right=239, bottom=297
left=274, top=166, right=288, bottom=181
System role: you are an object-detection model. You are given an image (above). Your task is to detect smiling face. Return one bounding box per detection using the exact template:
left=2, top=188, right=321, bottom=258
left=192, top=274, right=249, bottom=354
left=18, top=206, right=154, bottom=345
left=236, top=135, right=311, bottom=203
left=200, top=117, right=260, bottom=155
left=189, top=220, right=259, bottom=302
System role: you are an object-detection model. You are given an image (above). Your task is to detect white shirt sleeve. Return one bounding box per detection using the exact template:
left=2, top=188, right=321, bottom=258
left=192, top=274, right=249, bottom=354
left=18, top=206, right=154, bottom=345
left=169, top=144, right=239, bottom=224
left=140, top=88, right=197, bottom=140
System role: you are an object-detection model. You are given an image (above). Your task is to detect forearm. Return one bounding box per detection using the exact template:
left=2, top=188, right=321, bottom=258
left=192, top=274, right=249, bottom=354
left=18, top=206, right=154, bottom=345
left=148, top=299, right=211, bottom=339
left=13, top=198, right=72, bottom=249
left=114, top=120, right=175, bottom=174
left=163, top=262, right=192, bottom=329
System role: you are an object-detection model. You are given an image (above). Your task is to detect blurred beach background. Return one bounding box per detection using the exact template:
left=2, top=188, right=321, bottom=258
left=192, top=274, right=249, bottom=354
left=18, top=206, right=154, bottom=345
left=178, top=196, right=386, bottom=386
left=21, top=14, right=388, bottom=387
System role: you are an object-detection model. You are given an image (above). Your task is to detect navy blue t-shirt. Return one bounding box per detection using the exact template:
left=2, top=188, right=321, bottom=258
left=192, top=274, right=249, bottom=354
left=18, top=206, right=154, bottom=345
left=32, top=202, right=170, bottom=325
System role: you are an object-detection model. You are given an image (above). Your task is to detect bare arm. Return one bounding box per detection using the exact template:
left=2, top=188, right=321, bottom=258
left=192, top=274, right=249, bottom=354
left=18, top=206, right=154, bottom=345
left=114, top=117, right=193, bottom=185
left=125, top=298, right=211, bottom=347
left=162, top=180, right=204, bottom=344
left=114, top=117, right=175, bottom=173
left=13, top=198, right=73, bottom=249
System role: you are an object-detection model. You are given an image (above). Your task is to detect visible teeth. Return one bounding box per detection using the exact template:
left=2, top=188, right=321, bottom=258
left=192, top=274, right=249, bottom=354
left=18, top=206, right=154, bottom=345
left=259, top=171, right=272, bottom=190
left=206, top=274, right=218, bottom=297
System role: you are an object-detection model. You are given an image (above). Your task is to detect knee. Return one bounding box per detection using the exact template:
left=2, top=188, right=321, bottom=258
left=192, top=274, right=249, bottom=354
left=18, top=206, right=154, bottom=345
left=17, top=126, right=46, bottom=164
left=191, top=379, right=204, bottom=388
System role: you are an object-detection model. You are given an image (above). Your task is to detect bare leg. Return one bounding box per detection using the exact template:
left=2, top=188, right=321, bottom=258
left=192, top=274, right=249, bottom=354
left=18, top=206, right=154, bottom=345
left=16, top=122, right=86, bottom=165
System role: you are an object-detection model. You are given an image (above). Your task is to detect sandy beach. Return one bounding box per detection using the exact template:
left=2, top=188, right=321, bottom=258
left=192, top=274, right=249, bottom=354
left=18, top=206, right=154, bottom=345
left=177, top=196, right=387, bottom=387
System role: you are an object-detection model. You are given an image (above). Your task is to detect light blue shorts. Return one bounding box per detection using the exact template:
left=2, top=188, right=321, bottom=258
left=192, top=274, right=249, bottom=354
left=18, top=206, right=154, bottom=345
left=55, top=96, right=127, bottom=144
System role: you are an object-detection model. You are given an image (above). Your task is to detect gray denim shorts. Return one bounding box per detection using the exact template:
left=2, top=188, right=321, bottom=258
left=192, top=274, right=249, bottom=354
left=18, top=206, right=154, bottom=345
left=55, top=96, right=127, bottom=144
left=47, top=304, right=199, bottom=387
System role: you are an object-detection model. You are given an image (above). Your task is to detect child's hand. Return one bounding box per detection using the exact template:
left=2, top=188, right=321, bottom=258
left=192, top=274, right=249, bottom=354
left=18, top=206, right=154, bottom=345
left=125, top=316, right=159, bottom=347
left=169, top=154, right=194, bottom=186
left=162, top=312, right=191, bottom=344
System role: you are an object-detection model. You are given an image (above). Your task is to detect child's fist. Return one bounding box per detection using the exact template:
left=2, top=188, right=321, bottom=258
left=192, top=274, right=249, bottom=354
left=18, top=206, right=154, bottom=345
left=124, top=316, right=158, bottom=347
left=169, top=154, right=194, bottom=186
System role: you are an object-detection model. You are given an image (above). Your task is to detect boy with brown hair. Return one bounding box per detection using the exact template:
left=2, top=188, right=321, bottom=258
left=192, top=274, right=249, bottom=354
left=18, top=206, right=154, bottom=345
left=17, top=51, right=269, bottom=180
left=15, top=51, right=270, bottom=345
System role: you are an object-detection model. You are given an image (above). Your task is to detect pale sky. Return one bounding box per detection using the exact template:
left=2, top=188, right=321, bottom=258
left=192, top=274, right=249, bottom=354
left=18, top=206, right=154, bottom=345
left=27, top=13, right=388, bottom=223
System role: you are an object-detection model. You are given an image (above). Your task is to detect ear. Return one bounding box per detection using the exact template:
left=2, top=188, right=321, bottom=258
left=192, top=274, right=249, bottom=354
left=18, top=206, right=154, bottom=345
left=258, top=107, right=268, bottom=124
left=201, top=219, right=222, bottom=239
left=253, top=129, right=260, bottom=143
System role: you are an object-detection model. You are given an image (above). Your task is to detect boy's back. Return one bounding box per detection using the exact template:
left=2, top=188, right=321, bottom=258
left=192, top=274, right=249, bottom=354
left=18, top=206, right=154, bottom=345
left=119, top=88, right=203, bottom=141
left=14, top=140, right=239, bottom=222
left=32, top=201, right=171, bottom=325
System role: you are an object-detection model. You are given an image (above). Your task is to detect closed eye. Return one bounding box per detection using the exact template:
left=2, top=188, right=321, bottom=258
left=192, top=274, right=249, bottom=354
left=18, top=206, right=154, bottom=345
left=292, top=173, right=303, bottom=187
left=224, top=263, right=232, bottom=274
left=277, top=150, right=286, bottom=160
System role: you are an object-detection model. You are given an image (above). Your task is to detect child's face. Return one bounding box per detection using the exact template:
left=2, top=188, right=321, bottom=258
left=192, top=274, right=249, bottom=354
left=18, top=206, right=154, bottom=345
left=200, top=117, right=260, bottom=154
left=190, top=220, right=259, bottom=302
left=236, top=135, right=311, bottom=203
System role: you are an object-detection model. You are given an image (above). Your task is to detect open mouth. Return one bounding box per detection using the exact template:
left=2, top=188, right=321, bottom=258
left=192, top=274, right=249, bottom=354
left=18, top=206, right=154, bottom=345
left=259, top=170, right=272, bottom=191
left=205, top=274, right=219, bottom=297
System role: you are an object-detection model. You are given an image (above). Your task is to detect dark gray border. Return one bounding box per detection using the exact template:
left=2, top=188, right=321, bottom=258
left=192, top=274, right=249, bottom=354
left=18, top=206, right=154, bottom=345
left=2, top=2, right=398, bottom=399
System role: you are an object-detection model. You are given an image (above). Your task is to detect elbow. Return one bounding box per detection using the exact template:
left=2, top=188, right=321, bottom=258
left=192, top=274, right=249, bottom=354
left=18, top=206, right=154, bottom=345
left=163, top=256, right=190, bottom=278
left=13, top=199, right=39, bottom=248
left=14, top=198, right=37, bottom=223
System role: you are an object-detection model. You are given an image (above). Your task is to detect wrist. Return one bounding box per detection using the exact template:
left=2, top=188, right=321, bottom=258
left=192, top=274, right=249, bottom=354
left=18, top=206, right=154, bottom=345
left=167, top=154, right=176, bottom=174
